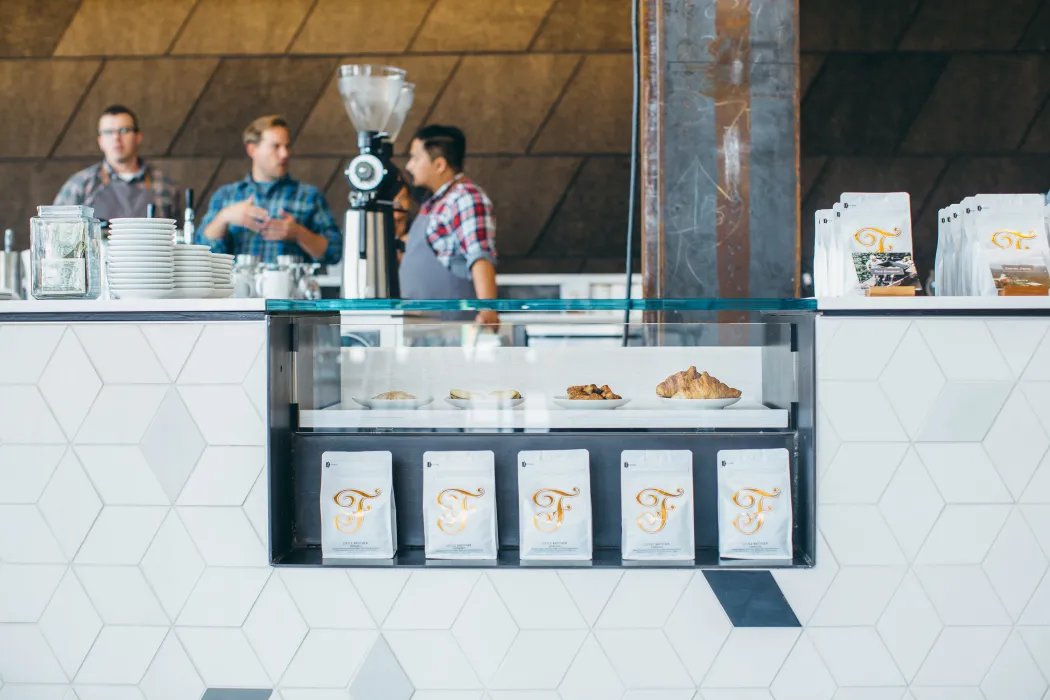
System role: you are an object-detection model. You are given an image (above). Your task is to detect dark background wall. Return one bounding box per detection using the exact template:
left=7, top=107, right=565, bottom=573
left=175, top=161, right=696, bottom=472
left=0, top=0, right=638, bottom=274
left=800, top=0, right=1050, bottom=291
left=6, top=0, right=1042, bottom=288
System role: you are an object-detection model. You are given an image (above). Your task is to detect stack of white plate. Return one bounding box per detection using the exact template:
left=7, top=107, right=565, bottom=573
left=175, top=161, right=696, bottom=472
left=210, top=253, right=234, bottom=298
left=172, top=245, right=215, bottom=299
left=106, top=218, right=176, bottom=299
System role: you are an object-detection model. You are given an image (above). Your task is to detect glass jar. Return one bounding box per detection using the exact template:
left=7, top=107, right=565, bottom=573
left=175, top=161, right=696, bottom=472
left=30, top=205, right=101, bottom=299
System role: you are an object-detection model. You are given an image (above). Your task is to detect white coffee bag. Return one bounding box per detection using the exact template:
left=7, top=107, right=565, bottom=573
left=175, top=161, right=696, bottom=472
left=423, top=450, right=498, bottom=559
left=717, top=448, right=792, bottom=560
left=621, top=450, right=694, bottom=560
left=518, top=449, right=592, bottom=561
left=320, top=451, right=397, bottom=559
left=837, top=194, right=918, bottom=295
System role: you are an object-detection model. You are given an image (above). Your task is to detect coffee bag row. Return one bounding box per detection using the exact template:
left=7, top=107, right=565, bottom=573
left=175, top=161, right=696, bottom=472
left=814, top=192, right=921, bottom=297
left=934, top=194, right=1050, bottom=296
left=320, top=447, right=793, bottom=561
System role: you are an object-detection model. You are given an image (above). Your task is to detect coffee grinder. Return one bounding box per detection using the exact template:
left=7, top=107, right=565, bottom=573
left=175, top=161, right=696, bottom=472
left=337, top=65, right=415, bottom=299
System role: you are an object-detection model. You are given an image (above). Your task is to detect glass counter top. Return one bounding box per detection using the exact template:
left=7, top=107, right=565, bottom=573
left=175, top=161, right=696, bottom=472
left=266, top=298, right=818, bottom=313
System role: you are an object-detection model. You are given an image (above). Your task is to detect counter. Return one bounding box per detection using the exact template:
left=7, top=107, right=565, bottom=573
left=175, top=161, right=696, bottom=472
left=0, top=298, right=1046, bottom=699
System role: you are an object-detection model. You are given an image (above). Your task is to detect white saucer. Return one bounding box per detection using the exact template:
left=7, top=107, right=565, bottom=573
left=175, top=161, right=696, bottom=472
left=211, top=288, right=234, bottom=298
left=553, top=396, right=632, bottom=410
left=169, top=288, right=212, bottom=299
left=109, top=274, right=175, bottom=283
left=353, top=395, right=434, bottom=410
left=107, top=262, right=172, bottom=270
left=107, top=255, right=175, bottom=263
left=111, top=218, right=177, bottom=225
left=107, top=243, right=174, bottom=251
left=655, top=396, right=742, bottom=410
left=108, top=231, right=173, bottom=238
left=445, top=397, right=525, bottom=410
left=110, top=289, right=174, bottom=299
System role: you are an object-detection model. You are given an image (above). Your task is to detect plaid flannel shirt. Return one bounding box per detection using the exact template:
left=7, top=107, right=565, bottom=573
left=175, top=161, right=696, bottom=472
left=53, top=160, right=178, bottom=220
left=421, top=174, right=497, bottom=280
left=197, top=173, right=342, bottom=265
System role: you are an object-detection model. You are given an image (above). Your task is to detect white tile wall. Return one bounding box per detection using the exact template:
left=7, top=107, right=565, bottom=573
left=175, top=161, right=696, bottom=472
left=1, top=316, right=1049, bottom=700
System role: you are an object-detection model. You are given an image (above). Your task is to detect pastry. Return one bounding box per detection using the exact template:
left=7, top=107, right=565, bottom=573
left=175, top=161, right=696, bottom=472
left=489, top=390, right=522, bottom=400
left=449, top=389, right=476, bottom=400
left=373, top=391, right=415, bottom=400
left=655, top=367, right=741, bottom=399
left=567, top=384, right=622, bottom=400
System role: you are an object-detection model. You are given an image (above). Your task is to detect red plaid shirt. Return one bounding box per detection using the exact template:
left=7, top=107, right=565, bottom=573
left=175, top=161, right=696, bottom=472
left=420, top=174, right=497, bottom=280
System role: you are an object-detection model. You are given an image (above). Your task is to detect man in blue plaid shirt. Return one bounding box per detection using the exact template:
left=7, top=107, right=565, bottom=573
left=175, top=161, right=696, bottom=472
left=198, top=115, right=342, bottom=265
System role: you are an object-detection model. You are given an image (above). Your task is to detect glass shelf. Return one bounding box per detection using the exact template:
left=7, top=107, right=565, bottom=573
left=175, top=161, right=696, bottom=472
left=267, top=297, right=817, bottom=313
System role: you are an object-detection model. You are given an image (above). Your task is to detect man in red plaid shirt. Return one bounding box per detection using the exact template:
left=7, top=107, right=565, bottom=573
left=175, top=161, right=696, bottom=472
left=403, top=125, right=499, bottom=326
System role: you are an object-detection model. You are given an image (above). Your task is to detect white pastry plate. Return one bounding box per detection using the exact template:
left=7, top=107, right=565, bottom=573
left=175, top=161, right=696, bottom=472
left=445, top=397, right=526, bottom=410
left=552, top=396, right=632, bottom=410
left=655, top=396, right=741, bottom=410
left=352, top=396, right=435, bottom=410
left=110, top=218, right=177, bottom=226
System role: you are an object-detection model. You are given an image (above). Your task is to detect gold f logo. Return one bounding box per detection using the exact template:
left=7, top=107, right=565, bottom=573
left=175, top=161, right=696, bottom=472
left=732, top=487, right=782, bottom=534
left=854, top=227, right=901, bottom=253
left=532, top=488, right=580, bottom=532
left=436, top=487, right=484, bottom=534
left=333, top=488, right=380, bottom=534
left=635, top=487, right=684, bottom=533
left=991, top=229, right=1037, bottom=250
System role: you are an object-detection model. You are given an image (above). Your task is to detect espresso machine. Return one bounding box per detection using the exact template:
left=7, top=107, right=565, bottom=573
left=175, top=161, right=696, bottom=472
left=337, top=65, right=415, bottom=299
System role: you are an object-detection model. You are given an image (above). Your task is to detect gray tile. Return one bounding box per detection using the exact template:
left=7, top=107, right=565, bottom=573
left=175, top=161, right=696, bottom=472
left=140, top=388, right=206, bottom=503
left=202, top=691, right=273, bottom=700
left=704, top=570, right=801, bottom=627
left=348, top=635, right=413, bottom=700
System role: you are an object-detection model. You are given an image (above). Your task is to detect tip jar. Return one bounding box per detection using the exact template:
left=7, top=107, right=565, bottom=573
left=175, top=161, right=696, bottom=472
left=30, top=205, right=102, bottom=299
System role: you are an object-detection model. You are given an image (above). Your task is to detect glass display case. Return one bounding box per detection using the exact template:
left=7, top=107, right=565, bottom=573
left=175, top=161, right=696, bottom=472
left=266, top=299, right=817, bottom=569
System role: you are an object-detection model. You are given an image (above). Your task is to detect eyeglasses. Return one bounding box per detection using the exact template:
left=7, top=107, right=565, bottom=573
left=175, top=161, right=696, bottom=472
left=98, top=127, right=137, bottom=137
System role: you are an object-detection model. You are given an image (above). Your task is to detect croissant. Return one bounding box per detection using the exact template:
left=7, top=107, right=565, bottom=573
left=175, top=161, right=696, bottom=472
left=655, top=367, right=741, bottom=399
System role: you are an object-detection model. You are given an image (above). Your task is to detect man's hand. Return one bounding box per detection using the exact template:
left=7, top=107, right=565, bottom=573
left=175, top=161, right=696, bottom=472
left=261, top=209, right=302, bottom=242
left=222, top=195, right=269, bottom=233
left=475, top=308, right=500, bottom=328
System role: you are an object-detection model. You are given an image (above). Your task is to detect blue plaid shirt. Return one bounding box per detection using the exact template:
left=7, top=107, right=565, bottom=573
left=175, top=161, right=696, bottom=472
left=197, top=173, right=342, bottom=265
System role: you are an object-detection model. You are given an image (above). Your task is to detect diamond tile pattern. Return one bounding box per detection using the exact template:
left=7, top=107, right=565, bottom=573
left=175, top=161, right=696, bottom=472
left=2, top=316, right=1050, bottom=698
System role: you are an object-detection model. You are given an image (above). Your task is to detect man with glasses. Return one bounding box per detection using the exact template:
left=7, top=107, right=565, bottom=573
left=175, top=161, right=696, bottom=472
left=54, top=104, right=178, bottom=221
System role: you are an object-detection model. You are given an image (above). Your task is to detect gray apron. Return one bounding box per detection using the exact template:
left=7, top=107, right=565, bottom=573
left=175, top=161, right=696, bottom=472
left=398, top=211, right=477, bottom=300
left=85, top=169, right=155, bottom=221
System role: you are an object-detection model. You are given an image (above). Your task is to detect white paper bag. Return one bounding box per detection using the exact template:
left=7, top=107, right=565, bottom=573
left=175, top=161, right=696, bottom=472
left=320, top=451, right=397, bottom=559
left=518, top=449, right=592, bottom=561
left=423, top=450, right=498, bottom=559
left=717, top=448, right=792, bottom=560
left=621, top=450, right=694, bottom=560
